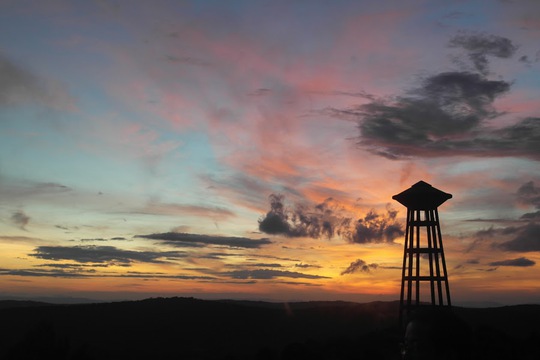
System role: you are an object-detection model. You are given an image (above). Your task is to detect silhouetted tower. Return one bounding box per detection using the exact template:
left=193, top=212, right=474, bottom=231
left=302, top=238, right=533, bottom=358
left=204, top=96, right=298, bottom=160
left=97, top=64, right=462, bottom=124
left=393, top=181, right=452, bottom=325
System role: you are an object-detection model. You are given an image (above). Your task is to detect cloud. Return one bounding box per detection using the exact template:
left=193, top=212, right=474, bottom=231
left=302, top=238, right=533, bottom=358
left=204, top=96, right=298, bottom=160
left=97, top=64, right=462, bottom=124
left=136, top=202, right=236, bottom=221
left=223, top=262, right=283, bottom=269
left=498, top=223, right=540, bottom=252
left=346, top=208, right=404, bottom=244
left=165, top=55, right=211, bottom=66
left=258, top=194, right=403, bottom=243
left=349, top=71, right=512, bottom=159
left=73, top=237, right=129, bottom=243
left=11, top=210, right=30, bottom=230
left=0, top=235, right=43, bottom=245
left=517, top=181, right=540, bottom=208
left=295, top=263, right=322, bottom=269
left=37, top=263, right=109, bottom=269
left=0, top=268, right=87, bottom=278
left=0, top=267, right=215, bottom=280
left=341, top=259, right=378, bottom=275
left=488, top=257, right=535, bottom=267
left=29, top=245, right=186, bottom=265
left=1, top=181, right=72, bottom=204
left=136, top=232, right=272, bottom=249
left=0, top=52, right=73, bottom=109
left=520, top=211, right=540, bottom=221
left=517, top=181, right=540, bottom=219
left=449, top=31, right=518, bottom=75
left=247, top=263, right=283, bottom=268
left=222, top=269, right=330, bottom=280
left=258, top=194, right=292, bottom=235
left=350, top=82, right=540, bottom=159
left=467, top=220, right=536, bottom=252
left=326, top=32, right=540, bottom=160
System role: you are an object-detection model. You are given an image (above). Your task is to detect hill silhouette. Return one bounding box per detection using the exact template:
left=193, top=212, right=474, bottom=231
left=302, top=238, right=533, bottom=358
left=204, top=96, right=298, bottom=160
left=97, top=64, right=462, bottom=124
left=0, top=297, right=538, bottom=359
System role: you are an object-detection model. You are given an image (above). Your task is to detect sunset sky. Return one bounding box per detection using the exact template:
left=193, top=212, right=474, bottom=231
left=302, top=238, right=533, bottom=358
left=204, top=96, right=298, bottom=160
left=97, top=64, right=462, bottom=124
left=1, top=0, right=540, bottom=305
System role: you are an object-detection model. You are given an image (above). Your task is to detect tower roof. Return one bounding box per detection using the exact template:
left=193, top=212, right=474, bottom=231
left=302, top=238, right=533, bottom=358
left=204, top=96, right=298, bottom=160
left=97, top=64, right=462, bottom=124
left=392, top=180, right=452, bottom=210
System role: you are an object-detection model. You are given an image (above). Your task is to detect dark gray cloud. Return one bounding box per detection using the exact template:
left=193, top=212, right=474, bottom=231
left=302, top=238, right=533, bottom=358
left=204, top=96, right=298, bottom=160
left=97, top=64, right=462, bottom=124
left=341, top=259, right=378, bottom=275
left=490, top=117, right=540, bottom=158
left=198, top=252, right=242, bottom=260
left=488, top=257, right=535, bottom=267
left=223, top=262, right=283, bottom=269
left=29, top=245, right=186, bottom=265
left=0, top=268, right=86, bottom=278
left=258, top=194, right=403, bottom=243
left=11, top=210, right=30, bottom=230
left=72, top=237, right=129, bottom=243
left=517, top=181, right=540, bottom=208
left=258, top=194, right=292, bottom=235
left=327, top=32, right=540, bottom=160
left=465, top=226, right=503, bottom=252
left=0, top=267, right=215, bottom=280
left=449, top=31, right=518, bottom=74
left=349, top=86, right=540, bottom=160
left=295, top=263, right=322, bottom=269
left=350, top=71, right=512, bottom=159
left=79, top=238, right=108, bottom=242
left=468, top=181, right=540, bottom=252
left=468, top=223, right=526, bottom=252
left=136, top=232, right=272, bottom=249
left=498, top=223, right=540, bottom=252
left=520, top=211, right=540, bottom=221
left=517, top=181, right=540, bottom=220
left=222, top=269, right=330, bottom=280
left=37, top=263, right=109, bottom=269
left=346, top=208, right=404, bottom=244
left=248, top=263, right=282, bottom=268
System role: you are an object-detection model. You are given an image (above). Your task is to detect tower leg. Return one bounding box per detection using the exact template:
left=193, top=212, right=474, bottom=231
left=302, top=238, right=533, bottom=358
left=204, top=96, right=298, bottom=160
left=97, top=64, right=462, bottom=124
left=399, top=207, right=452, bottom=328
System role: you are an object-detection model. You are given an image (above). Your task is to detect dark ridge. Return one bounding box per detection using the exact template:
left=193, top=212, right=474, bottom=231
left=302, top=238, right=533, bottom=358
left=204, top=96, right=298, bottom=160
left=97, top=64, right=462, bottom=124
left=0, top=300, right=54, bottom=310
left=0, top=297, right=538, bottom=359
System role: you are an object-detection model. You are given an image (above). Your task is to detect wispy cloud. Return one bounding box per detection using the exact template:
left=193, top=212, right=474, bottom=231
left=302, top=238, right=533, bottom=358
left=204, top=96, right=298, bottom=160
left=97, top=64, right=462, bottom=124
left=135, top=202, right=236, bottom=221
left=0, top=52, right=74, bottom=110
left=0, top=267, right=215, bottom=280
left=295, top=263, right=322, bottom=269
left=488, top=257, right=535, bottom=267
left=498, top=223, right=540, bottom=252
left=136, top=232, right=272, bottom=249
left=222, top=269, right=330, bottom=280
left=29, top=245, right=186, bottom=265
left=10, top=210, right=30, bottom=230
left=449, top=31, right=518, bottom=75
left=341, top=259, right=379, bottom=275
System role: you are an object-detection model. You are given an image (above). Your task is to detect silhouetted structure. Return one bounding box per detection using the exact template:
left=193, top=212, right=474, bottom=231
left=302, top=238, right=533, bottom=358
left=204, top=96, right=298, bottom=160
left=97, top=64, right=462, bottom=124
left=393, top=181, right=452, bottom=325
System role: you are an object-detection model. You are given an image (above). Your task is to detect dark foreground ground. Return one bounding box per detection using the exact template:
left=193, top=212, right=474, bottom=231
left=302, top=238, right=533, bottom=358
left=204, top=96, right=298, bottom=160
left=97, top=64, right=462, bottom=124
left=0, top=297, right=539, bottom=359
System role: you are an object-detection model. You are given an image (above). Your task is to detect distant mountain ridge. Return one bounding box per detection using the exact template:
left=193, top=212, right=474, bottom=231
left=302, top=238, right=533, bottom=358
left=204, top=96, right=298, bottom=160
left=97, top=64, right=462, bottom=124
left=0, top=297, right=538, bottom=359
left=0, top=300, right=52, bottom=309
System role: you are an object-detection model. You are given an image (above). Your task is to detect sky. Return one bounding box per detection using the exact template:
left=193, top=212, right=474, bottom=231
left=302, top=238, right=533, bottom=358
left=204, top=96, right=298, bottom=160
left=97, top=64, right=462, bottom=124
left=1, top=0, right=540, bottom=305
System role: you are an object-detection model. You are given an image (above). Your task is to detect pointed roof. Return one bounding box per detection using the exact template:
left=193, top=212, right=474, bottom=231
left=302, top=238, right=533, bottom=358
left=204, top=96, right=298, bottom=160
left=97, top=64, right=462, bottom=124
left=392, top=180, right=452, bottom=210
